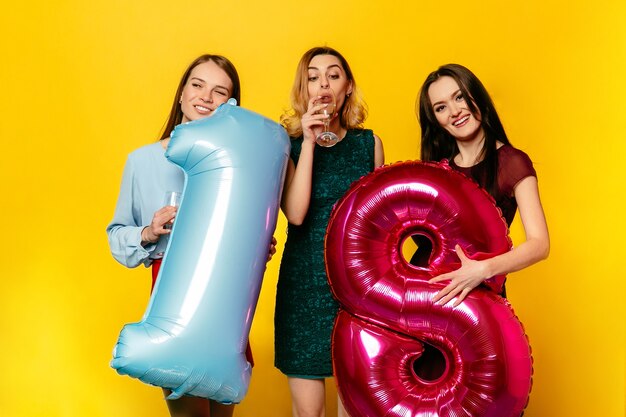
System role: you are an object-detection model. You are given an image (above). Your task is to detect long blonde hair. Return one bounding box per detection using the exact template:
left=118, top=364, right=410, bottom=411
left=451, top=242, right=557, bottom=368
left=281, top=46, right=367, bottom=137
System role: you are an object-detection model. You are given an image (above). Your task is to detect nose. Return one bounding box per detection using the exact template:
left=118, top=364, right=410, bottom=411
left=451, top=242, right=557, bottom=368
left=199, top=89, right=213, bottom=103
left=449, top=101, right=462, bottom=117
left=319, top=76, right=330, bottom=89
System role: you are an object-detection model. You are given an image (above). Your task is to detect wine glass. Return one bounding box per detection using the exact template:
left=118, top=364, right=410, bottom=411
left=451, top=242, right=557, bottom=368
left=163, top=191, right=181, bottom=230
left=315, top=88, right=339, bottom=147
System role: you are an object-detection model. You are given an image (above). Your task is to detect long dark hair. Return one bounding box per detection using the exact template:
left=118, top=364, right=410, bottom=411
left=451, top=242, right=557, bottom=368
left=417, top=63, right=510, bottom=197
left=159, top=54, right=241, bottom=140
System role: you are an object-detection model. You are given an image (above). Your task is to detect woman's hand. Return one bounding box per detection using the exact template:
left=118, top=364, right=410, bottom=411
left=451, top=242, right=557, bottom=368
left=428, top=245, right=491, bottom=307
left=267, top=236, right=277, bottom=262
left=301, top=95, right=329, bottom=144
left=141, top=205, right=178, bottom=244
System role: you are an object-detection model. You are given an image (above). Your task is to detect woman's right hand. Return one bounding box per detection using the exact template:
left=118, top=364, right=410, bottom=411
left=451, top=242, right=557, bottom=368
left=141, top=205, right=178, bottom=244
left=301, top=95, right=328, bottom=144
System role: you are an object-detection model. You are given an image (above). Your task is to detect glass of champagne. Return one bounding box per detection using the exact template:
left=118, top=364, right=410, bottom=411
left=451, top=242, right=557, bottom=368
left=315, top=88, right=339, bottom=147
left=163, top=191, right=181, bottom=230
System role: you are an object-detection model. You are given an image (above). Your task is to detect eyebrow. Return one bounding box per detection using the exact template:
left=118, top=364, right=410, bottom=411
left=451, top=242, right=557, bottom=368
left=431, top=89, right=462, bottom=107
left=190, top=77, right=230, bottom=91
left=308, top=64, right=342, bottom=71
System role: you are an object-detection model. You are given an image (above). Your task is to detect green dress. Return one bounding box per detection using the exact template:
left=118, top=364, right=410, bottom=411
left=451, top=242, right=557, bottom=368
left=275, top=129, right=376, bottom=377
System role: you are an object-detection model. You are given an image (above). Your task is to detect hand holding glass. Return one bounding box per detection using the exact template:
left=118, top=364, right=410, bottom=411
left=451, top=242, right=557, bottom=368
left=315, top=88, right=339, bottom=147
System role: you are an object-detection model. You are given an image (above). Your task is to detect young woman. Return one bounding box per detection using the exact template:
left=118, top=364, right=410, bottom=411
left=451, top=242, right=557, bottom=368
left=417, top=63, right=550, bottom=306
left=275, top=46, right=384, bottom=417
left=107, top=54, right=266, bottom=417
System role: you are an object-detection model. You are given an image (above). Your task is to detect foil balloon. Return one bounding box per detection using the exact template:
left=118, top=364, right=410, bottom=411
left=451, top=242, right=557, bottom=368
left=326, top=161, right=532, bottom=417
left=111, top=99, right=290, bottom=403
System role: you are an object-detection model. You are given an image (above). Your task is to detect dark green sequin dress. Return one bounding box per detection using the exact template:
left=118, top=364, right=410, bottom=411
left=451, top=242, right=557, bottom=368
left=275, top=129, right=376, bottom=378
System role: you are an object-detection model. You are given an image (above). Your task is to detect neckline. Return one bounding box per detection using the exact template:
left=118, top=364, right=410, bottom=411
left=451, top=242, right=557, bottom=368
left=451, top=144, right=507, bottom=169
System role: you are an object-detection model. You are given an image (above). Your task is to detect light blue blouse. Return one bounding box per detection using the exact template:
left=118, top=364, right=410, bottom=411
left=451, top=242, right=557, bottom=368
left=106, top=141, right=185, bottom=268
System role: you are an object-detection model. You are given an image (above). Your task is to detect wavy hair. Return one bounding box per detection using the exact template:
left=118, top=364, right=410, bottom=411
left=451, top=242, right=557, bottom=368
left=281, top=46, right=367, bottom=137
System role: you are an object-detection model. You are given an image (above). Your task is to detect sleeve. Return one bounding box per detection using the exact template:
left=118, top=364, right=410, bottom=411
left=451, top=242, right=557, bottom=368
left=106, top=155, right=156, bottom=268
left=500, top=147, right=537, bottom=194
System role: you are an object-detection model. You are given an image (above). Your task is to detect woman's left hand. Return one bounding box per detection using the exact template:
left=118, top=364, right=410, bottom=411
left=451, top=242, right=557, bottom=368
left=429, top=245, right=490, bottom=307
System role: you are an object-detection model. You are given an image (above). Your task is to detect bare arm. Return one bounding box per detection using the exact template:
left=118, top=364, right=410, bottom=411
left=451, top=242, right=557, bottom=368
left=281, top=144, right=315, bottom=225
left=280, top=97, right=328, bottom=225
left=374, top=134, right=385, bottom=167
left=430, top=176, right=550, bottom=306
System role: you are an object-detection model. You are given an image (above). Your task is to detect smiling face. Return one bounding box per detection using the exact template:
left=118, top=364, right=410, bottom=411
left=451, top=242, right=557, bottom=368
left=180, top=60, right=233, bottom=123
left=428, top=75, right=483, bottom=142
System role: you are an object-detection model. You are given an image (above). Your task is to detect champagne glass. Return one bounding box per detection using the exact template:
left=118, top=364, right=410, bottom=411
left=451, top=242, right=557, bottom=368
left=315, top=88, right=339, bottom=147
left=163, top=191, right=181, bottom=230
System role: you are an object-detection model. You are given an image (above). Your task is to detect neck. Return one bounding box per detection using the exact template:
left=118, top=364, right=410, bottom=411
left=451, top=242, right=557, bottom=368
left=329, top=118, right=348, bottom=141
left=455, top=135, right=485, bottom=167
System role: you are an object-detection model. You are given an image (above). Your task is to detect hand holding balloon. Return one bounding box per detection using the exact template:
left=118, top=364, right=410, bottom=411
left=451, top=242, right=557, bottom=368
left=267, top=236, right=277, bottom=262
left=429, top=244, right=493, bottom=306
left=326, top=161, right=532, bottom=417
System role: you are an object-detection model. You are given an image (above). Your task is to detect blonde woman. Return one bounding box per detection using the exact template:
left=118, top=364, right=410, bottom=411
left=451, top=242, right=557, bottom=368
left=275, top=46, right=384, bottom=417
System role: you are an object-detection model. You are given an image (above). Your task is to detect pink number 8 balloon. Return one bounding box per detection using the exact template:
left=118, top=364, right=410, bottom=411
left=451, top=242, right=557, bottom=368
left=111, top=101, right=290, bottom=403
left=326, top=161, right=532, bottom=417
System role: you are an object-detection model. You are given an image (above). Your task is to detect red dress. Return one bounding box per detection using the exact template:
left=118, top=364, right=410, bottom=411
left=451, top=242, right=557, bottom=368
left=151, top=259, right=254, bottom=366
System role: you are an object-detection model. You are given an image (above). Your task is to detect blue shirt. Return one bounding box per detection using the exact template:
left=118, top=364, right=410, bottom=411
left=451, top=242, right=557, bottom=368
left=106, top=141, right=185, bottom=268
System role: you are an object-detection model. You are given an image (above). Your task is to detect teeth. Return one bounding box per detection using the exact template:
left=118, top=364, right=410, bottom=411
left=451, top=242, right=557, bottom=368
left=195, top=105, right=210, bottom=112
left=453, top=116, right=469, bottom=126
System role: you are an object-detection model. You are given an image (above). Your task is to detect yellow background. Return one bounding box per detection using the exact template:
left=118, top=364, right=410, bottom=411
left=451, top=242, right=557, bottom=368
left=1, top=1, right=624, bottom=416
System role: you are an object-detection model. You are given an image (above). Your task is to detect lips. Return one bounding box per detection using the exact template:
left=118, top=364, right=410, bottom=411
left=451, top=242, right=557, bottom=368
left=194, top=104, right=213, bottom=113
left=452, top=115, right=470, bottom=127
left=318, top=95, right=333, bottom=104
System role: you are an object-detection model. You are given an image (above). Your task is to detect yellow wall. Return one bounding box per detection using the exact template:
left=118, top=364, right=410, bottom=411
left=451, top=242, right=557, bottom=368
left=1, top=1, right=624, bottom=416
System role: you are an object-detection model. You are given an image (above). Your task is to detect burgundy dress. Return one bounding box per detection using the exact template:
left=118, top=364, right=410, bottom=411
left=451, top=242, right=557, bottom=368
left=449, top=145, right=536, bottom=227
left=415, top=145, right=537, bottom=384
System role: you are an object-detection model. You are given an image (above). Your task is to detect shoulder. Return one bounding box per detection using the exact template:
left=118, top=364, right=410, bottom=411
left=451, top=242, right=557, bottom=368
left=128, top=141, right=163, bottom=161
left=498, top=144, right=533, bottom=165
left=288, top=136, right=304, bottom=159
left=352, top=128, right=373, bottom=137
left=498, top=144, right=537, bottom=183
left=124, top=142, right=169, bottom=178
left=349, top=128, right=375, bottom=143
left=289, top=135, right=304, bottom=148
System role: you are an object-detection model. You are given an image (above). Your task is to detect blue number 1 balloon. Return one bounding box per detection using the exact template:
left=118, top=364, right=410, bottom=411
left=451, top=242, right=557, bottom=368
left=110, top=99, right=290, bottom=403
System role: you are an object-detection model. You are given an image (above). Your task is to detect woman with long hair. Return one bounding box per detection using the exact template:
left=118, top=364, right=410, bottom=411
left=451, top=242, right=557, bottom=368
left=275, top=46, right=384, bottom=417
left=417, top=63, right=549, bottom=305
left=107, top=54, right=265, bottom=417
